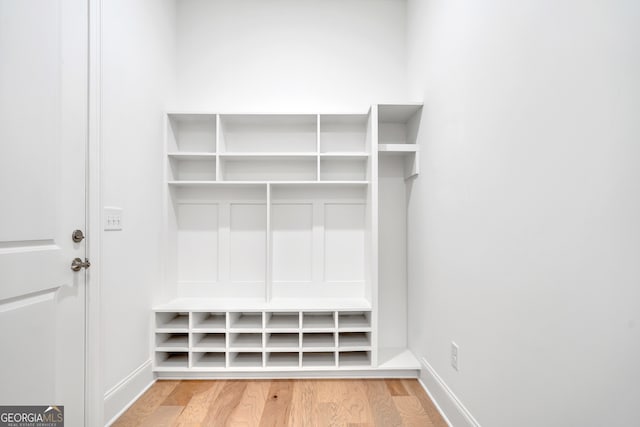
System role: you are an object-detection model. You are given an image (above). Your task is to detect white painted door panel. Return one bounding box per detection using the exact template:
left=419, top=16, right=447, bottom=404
left=0, top=0, right=87, bottom=425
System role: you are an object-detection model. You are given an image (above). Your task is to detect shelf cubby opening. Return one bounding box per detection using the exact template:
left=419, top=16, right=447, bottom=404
left=338, top=351, right=371, bottom=367
left=167, top=114, right=216, bottom=153
left=156, top=312, right=189, bottom=330
left=220, top=157, right=316, bottom=181
left=192, top=352, right=226, bottom=368
left=302, top=352, right=336, bottom=368
left=338, top=311, right=371, bottom=329
left=168, top=157, right=216, bottom=182
left=338, top=332, right=371, bottom=348
left=266, top=352, right=300, bottom=368
left=219, top=114, right=317, bottom=153
left=155, top=351, right=189, bottom=369
left=229, top=312, right=263, bottom=329
left=266, top=332, right=299, bottom=349
left=192, top=333, right=226, bottom=350
left=229, top=352, right=263, bottom=368
left=229, top=333, right=263, bottom=349
left=302, top=312, right=335, bottom=330
left=320, top=114, right=368, bottom=153
left=266, top=312, right=300, bottom=329
left=155, top=333, right=188, bottom=349
left=192, top=312, right=226, bottom=330
left=302, top=332, right=335, bottom=349
left=320, top=157, right=367, bottom=182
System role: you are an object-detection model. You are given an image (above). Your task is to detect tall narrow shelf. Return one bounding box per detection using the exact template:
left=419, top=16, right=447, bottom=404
left=378, top=104, right=422, bottom=179
left=157, top=107, right=421, bottom=376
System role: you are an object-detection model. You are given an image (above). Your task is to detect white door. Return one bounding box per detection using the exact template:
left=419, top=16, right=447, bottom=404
left=0, top=0, right=88, bottom=425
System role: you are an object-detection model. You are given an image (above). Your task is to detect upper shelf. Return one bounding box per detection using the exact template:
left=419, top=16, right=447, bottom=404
left=378, top=104, right=423, bottom=123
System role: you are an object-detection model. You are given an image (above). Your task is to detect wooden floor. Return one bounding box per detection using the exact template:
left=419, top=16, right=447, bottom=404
left=112, top=379, right=447, bottom=427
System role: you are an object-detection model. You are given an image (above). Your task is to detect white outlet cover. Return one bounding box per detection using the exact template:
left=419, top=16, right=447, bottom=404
left=104, top=206, right=123, bottom=231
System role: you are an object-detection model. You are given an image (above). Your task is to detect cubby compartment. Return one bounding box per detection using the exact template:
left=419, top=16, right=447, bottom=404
left=377, top=105, right=421, bottom=145
left=266, top=312, right=300, bottom=329
left=302, top=333, right=335, bottom=349
left=192, top=333, right=226, bottom=350
left=155, top=351, right=189, bottom=369
left=168, top=157, right=216, bottom=181
left=219, top=114, right=317, bottom=153
left=320, top=157, right=367, bottom=181
left=303, top=312, right=335, bottom=329
left=339, top=351, right=371, bottom=367
left=320, top=114, right=368, bottom=153
left=266, top=333, right=299, bottom=349
left=338, top=311, right=371, bottom=329
left=192, top=312, right=226, bottom=330
left=229, top=333, right=263, bottom=349
left=192, top=352, right=226, bottom=368
left=302, top=352, right=336, bottom=368
left=167, top=114, right=216, bottom=153
left=229, top=312, right=263, bottom=329
left=229, top=352, right=263, bottom=368
left=156, top=312, right=189, bottom=330
left=220, top=156, right=316, bottom=181
left=155, top=333, right=189, bottom=350
left=266, top=352, right=300, bottom=368
left=338, top=332, right=371, bottom=349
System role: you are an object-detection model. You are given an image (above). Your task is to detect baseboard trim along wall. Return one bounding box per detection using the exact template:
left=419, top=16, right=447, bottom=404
left=419, top=357, right=481, bottom=427
left=104, top=360, right=155, bottom=426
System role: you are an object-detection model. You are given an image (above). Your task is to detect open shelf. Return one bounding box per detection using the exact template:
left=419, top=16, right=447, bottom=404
left=167, top=114, right=216, bottom=153
left=156, top=312, right=189, bottom=331
left=320, top=157, right=367, bottom=181
left=168, top=152, right=217, bottom=160
left=302, top=333, right=335, bottom=349
left=219, top=114, right=317, bottom=153
left=192, top=352, right=226, bottom=368
left=338, top=351, right=371, bottom=367
left=338, top=332, right=371, bottom=349
left=266, top=312, right=300, bottom=329
left=168, top=157, right=217, bottom=182
left=320, top=114, right=368, bottom=153
left=266, top=332, right=299, bottom=349
left=229, top=352, right=263, bottom=368
left=229, top=312, right=263, bottom=329
left=302, top=312, right=335, bottom=330
left=220, top=156, right=317, bottom=181
left=266, top=352, right=300, bottom=368
left=192, top=333, right=226, bottom=350
left=229, top=333, right=262, bottom=349
left=302, top=352, right=336, bottom=368
left=156, top=333, right=189, bottom=350
left=155, top=352, right=189, bottom=369
left=339, top=312, right=371, bottom=329
left=192, top=312, right=226, bottom=330
left=378, top=144, right=418, bottom=153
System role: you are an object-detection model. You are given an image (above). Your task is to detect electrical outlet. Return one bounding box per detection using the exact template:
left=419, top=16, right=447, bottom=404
left=451, top=341, right=459, bottom=371
left=104, top=206, right=123, bottom=231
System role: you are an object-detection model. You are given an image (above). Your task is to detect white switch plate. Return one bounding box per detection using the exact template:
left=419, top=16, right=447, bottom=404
left=104, top=207, right=123, bottom=231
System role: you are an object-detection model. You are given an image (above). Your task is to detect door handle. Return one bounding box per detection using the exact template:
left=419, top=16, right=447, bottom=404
left=71, top=257, right=91, bottom=272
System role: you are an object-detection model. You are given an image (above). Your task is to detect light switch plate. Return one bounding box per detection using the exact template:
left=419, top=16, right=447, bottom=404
left=104, top=206, right=123, bottom=231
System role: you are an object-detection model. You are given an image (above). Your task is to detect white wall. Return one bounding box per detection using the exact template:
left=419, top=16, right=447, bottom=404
left=175, top=0, right=407, bottom=112
left=406, top=1, right=640, bottom=426
left=101, top=0, right=175, bottom=422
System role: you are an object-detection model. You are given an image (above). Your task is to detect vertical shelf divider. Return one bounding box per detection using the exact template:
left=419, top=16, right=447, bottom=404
left=316, top=114, right=321, bottom=181
left=266, top=184, right=272, bottom=302
left=215, top=114, right=221, bottom=181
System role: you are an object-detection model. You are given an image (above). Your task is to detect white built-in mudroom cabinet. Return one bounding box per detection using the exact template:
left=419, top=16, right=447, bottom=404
left=153, top=105, right=422, bottom=376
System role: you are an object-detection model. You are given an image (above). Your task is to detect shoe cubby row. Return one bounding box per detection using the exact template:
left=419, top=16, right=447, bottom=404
left=154, top=310, right=372, bottom=371
left=155, top=351, right=372, bottom=370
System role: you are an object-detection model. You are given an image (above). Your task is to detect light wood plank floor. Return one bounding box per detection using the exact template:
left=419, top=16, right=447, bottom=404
left=112, top=379, right=447, bottom=427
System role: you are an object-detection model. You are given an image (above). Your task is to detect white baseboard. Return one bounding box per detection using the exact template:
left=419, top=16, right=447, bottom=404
left=104, top=360, right=155, bottom=426
left=418, top=357, right=481, bottom=427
